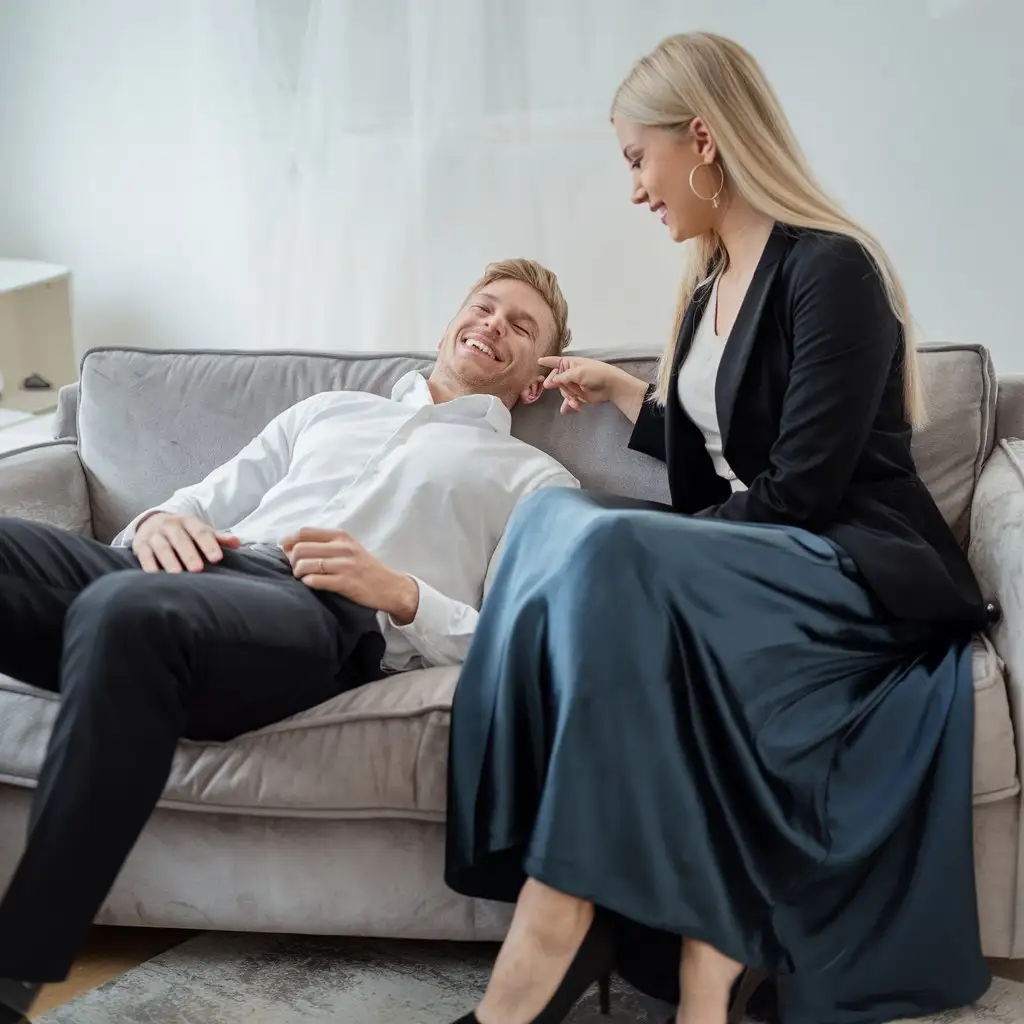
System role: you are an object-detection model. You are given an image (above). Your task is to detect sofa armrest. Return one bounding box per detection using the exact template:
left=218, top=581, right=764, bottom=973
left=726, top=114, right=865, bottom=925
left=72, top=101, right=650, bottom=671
left=970, top=439, right=1024, bottom=720
left=0, top=441, right=92, bottom=535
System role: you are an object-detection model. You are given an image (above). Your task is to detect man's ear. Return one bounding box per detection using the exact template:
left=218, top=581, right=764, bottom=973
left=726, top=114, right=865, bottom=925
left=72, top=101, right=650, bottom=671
left=519, top=375, right=545, bottom=406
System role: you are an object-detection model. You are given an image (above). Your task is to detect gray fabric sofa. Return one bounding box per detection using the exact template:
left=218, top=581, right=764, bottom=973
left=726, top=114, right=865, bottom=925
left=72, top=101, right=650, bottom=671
left=0, top=344, right=1022, bottom=956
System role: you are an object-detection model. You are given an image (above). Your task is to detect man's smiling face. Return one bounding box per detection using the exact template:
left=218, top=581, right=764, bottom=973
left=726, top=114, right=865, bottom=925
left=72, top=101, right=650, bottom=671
left=435, top=277, right=557, bottom=406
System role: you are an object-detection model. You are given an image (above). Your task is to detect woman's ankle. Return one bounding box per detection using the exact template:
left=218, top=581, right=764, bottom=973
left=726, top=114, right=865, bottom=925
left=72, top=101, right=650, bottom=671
left=474, top=882, right=596, bottom=1024
left=678, top=940, right=744, bottom=1024
left=677, top=989, right=730, bottom=1024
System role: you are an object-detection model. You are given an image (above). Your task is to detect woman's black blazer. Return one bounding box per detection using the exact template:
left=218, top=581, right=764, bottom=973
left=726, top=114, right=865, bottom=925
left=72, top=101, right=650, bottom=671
left=629, top=223, right=991, bottom=629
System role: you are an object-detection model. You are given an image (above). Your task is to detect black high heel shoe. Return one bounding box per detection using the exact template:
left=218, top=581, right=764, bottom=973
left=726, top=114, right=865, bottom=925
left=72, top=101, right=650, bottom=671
left=727, top=969, right=770, bottom=1024
left=665, top=967, right=773, bottom=1024
left=0, top=979, right=39, bottom=1024
left=453, top=907, right=616, bottom=1023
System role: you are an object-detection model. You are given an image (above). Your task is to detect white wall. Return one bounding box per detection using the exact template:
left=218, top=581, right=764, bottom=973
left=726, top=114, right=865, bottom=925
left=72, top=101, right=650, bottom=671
left=0, top=0, right=1021, bottom=370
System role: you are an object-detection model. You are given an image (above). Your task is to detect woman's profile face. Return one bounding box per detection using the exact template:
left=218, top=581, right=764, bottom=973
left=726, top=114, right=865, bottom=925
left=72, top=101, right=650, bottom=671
left=614, top=117, right=719, bottom=243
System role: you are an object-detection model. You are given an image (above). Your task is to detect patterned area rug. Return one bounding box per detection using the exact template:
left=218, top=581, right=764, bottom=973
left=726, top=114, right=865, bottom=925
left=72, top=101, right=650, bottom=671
left=36, top=932, right=1024, bottom=1024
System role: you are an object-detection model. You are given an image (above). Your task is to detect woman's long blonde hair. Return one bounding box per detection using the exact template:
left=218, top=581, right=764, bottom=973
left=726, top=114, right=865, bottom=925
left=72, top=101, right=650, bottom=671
left=611, top=32, right=923, bottom=425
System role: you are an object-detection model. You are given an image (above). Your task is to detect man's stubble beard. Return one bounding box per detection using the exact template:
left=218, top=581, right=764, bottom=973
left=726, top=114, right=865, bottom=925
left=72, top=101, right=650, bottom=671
left=440, top=339, right=514, bottom=396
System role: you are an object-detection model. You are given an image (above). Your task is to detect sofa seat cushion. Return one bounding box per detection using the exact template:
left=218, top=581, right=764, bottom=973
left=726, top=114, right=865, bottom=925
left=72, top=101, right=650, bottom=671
left=0, top=666, right=459, bottom=820
left=0, top=636, right=1015, bottom=815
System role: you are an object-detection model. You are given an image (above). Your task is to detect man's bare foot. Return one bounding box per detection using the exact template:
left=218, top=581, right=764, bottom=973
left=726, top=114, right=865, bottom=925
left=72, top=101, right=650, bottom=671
left=676, top=938, right=745, bottom=1024
left=474, top=879, right=594, bottom=1024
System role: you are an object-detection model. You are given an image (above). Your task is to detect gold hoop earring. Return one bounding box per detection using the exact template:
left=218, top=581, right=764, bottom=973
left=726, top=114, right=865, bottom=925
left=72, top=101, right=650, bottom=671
left=689, top=163, right=725, bottom=209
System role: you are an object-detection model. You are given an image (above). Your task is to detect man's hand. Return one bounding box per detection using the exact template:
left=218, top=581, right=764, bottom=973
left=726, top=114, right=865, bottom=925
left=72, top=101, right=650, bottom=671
left=133, top=512, right=241, bottom=573
left=282, top=527, right=420, bottom=624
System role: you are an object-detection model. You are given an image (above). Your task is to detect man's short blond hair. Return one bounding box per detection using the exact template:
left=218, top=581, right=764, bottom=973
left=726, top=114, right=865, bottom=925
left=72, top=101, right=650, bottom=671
left=465, top=258, right=571, bottom=356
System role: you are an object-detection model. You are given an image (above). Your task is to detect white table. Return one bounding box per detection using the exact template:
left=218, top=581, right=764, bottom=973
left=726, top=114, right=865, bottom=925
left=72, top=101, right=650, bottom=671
left=0, top=412, right=55, bottom=455
left=0, top=258, right=76, bottom=416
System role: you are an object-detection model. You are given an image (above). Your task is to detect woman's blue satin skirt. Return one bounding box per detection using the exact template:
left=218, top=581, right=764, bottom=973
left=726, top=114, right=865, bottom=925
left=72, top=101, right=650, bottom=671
left=445, top=488, right=989, bottom=1024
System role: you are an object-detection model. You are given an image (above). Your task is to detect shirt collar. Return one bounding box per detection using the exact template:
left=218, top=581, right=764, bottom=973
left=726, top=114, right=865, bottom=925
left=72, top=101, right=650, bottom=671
left=390, top=371, right=512, bottom=435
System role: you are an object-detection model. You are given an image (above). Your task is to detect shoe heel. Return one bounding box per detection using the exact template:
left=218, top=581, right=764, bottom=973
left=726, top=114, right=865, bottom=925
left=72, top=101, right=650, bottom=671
left=727, top=968, right=769, bottom=1024
left=598, top=970, right=611, bottom=1015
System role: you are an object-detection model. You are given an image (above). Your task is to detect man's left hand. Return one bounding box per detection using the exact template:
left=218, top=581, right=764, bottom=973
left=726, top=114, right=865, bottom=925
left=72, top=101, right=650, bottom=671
left=281, top=527, right=420, bottom=625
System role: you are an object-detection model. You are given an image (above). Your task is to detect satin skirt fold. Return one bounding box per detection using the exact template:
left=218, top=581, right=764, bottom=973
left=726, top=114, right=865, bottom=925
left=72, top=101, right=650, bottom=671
left=445, top=488, right=988, bottom=1024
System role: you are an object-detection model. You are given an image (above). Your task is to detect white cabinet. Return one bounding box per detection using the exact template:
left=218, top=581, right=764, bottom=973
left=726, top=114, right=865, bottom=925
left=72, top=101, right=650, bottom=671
left=0, top=260, right=77, bottom=414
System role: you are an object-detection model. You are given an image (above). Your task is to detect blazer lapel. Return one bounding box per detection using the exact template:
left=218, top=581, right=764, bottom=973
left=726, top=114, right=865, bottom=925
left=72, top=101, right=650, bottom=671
left=715, top=224, right=792, bottom=452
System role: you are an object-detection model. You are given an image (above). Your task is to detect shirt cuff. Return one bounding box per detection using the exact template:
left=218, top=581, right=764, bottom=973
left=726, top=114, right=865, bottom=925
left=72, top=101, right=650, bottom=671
left=388, top=575, right=478, bottom=666
left=110, top=506, right=174, bottom=547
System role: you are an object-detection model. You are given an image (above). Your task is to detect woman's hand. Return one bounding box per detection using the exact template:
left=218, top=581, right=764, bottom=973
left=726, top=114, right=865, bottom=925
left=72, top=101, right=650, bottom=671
left=282, top=527, right=420, bottom=625
left=538, top=356, right=650, bottom=424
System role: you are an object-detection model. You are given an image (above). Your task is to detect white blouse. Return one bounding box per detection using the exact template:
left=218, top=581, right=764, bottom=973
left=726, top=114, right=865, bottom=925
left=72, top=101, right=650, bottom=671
left=676, top=276, right=747, bottom=493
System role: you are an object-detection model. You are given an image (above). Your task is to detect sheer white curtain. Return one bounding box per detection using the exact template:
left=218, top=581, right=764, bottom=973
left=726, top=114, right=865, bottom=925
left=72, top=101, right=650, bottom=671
left=0, top=0, right=1019, bottom=366
left=192, top=0, right=676, bottom=354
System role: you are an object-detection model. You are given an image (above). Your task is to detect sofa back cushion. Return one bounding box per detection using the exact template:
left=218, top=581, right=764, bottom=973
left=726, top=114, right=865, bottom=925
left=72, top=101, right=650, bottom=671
left=77, top=348, right=670, bottom=542
left=74, top=343, right=995, bottom=544
left=912, top=344, right=996, bottom=542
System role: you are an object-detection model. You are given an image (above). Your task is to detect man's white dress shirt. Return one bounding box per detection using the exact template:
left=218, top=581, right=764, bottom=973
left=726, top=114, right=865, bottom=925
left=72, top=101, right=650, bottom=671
left=113, top=372, right=579, bottom=671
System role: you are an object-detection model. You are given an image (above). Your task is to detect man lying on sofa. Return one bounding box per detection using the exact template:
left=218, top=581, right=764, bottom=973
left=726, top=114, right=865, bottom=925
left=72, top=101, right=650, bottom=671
left=0, top=258, right=578, bottom=1023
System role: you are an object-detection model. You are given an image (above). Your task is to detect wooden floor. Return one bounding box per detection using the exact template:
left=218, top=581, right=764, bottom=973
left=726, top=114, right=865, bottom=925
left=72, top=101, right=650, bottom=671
left=24, top=927, right=1024, bottom=1018
left=31, top=927, right=194, bottom=1016
left=993, top=957, right=1024, bottom=983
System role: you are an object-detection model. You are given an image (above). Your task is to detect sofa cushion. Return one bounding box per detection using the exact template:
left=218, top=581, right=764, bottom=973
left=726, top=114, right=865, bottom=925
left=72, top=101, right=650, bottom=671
left=74, top=347, right=670, bottom=542
left=0, top=667, right=459, bottom=819
left=0, top=634, right=1016, bottom=816
left=73, top=343, right=994, bottom=544
left=912, top=344, right=997, bottom=544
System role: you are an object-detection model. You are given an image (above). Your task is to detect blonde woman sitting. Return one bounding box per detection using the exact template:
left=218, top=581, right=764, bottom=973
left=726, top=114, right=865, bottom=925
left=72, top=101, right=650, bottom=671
left=445, top=31, right=992, bottom=1024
